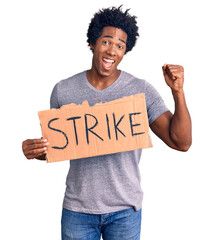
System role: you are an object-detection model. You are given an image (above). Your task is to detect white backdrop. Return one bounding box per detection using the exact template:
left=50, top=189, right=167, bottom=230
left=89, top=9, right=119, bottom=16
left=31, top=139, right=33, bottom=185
left=1, top=0, right=213, bottom=239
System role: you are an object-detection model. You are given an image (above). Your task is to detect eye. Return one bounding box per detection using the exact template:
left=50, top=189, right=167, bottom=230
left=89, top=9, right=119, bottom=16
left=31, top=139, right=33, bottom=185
left=103, top=40, right=109, bottom=45
left=118, top=45, right=124, bottom=49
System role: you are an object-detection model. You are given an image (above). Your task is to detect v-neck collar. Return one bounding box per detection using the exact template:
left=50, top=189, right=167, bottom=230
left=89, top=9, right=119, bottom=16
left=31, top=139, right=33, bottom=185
left=84, top=70, right=124, bottom=93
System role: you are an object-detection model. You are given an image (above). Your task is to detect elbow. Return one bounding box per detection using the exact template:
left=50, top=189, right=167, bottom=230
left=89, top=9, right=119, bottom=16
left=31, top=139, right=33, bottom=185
left=176, top=139, right=192, bottom=152
left=179, top=144, right=191, bottom=152
left=170, top=131, right=192, bottom=152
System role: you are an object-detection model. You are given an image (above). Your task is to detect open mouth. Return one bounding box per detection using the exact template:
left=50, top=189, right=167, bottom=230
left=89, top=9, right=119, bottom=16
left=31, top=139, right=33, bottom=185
left=102, top=58, right=115, bottom=69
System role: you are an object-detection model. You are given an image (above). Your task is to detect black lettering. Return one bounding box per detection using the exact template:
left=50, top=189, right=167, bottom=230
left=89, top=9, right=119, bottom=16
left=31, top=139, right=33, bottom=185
left=48, top=118, right=69, bottom=149
left=129, top=112, right=145, bottom=136
left=85, top=114, right=104, bottom=144
left=106, top=114, right=111, bottom=140
left=67, top=116, right=81, bottom=145
left=113, top=113, right=126, bottom=140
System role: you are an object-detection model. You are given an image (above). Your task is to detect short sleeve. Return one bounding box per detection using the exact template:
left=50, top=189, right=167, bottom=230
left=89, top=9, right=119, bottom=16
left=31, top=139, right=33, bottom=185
left=50, top=83, right=60, bottom=109
left=145, top=81, right=169, bottom=125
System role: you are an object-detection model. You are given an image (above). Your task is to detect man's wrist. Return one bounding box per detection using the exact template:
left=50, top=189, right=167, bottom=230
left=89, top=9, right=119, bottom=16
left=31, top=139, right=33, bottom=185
left=171, top=88, right=185, bottom=102
left=172, top=88, right=184, bottom=96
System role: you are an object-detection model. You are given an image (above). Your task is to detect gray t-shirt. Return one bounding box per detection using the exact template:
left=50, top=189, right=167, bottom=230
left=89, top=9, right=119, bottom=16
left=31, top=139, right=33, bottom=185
left=50, top=70, right=168, bottom=214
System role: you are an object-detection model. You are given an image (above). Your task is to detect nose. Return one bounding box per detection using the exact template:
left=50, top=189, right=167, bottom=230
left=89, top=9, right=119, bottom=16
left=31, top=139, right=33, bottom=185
left=106, top=45, right=116, bottom=56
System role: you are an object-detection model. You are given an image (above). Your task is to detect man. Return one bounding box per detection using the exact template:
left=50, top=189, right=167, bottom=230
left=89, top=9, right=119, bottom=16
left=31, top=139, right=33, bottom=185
left=22, top=6, right=192, bottom=240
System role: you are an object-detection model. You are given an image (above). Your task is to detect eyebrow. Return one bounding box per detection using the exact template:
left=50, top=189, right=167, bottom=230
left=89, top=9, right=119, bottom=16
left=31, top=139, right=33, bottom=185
left=103, top=35, right=126, bottom=44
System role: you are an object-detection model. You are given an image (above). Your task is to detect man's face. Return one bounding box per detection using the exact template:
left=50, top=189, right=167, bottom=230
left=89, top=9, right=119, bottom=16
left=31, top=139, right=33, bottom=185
left=90, top=26, right=127, bottom=79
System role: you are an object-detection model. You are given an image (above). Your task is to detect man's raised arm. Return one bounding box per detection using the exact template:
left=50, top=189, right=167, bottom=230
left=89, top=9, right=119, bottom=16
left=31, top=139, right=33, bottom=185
left=150, top=64, right=192, bottom=151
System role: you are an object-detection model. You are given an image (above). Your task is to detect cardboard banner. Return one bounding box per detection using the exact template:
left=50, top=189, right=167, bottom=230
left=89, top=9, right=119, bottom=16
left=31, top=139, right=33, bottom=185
left=38, top=93, right=152, bottom=163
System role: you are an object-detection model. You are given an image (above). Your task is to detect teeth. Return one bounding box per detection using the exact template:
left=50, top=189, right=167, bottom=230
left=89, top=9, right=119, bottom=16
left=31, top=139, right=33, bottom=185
left=103, top=58, right=114, bottom=63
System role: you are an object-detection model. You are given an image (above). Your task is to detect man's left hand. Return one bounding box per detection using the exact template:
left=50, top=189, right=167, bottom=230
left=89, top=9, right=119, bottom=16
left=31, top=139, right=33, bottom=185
left=162, top=64, right=184, bottom=93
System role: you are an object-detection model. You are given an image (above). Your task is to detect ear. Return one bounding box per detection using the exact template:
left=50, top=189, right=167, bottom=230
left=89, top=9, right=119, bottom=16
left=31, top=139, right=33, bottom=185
left=90, top=43, right=95, bottom=52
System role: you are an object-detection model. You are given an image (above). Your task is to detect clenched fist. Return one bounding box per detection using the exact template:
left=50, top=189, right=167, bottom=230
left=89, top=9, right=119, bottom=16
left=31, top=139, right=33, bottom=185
left=162, top=64, right=184, bottom=93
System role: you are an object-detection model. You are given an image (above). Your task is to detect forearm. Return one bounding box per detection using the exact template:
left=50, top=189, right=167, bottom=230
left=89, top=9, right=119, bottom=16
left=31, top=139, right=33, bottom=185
left=170, top=90, right=192, bottom=151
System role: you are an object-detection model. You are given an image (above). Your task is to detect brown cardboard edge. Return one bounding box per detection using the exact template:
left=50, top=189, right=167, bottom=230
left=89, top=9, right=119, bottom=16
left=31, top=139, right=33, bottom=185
left=38, top=93, right=146, bottom=114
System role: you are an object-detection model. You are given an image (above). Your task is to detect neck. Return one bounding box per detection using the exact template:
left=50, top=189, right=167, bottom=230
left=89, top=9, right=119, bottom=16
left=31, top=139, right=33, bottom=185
left=87, top=68, right=120, bottom=90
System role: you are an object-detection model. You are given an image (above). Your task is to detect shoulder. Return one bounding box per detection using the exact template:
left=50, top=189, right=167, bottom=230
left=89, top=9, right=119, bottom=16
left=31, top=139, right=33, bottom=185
left=122, top=71, right=146, bottom=84
left=50, top=71, right=85, bottom=108
left=121, top=71, right=146, bottom=88
left=121, top=71, right=157, bottom=95
left=55, top=71, right=85, bottom=89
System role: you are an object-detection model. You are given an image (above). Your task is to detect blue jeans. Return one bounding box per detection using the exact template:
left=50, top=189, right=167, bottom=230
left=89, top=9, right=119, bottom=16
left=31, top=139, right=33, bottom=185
left=61, top=207, right=142, bottom=240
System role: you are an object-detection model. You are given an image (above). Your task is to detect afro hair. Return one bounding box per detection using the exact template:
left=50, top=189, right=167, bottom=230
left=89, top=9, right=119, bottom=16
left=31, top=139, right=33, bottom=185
left=87, top=6, right=139, bottom=54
